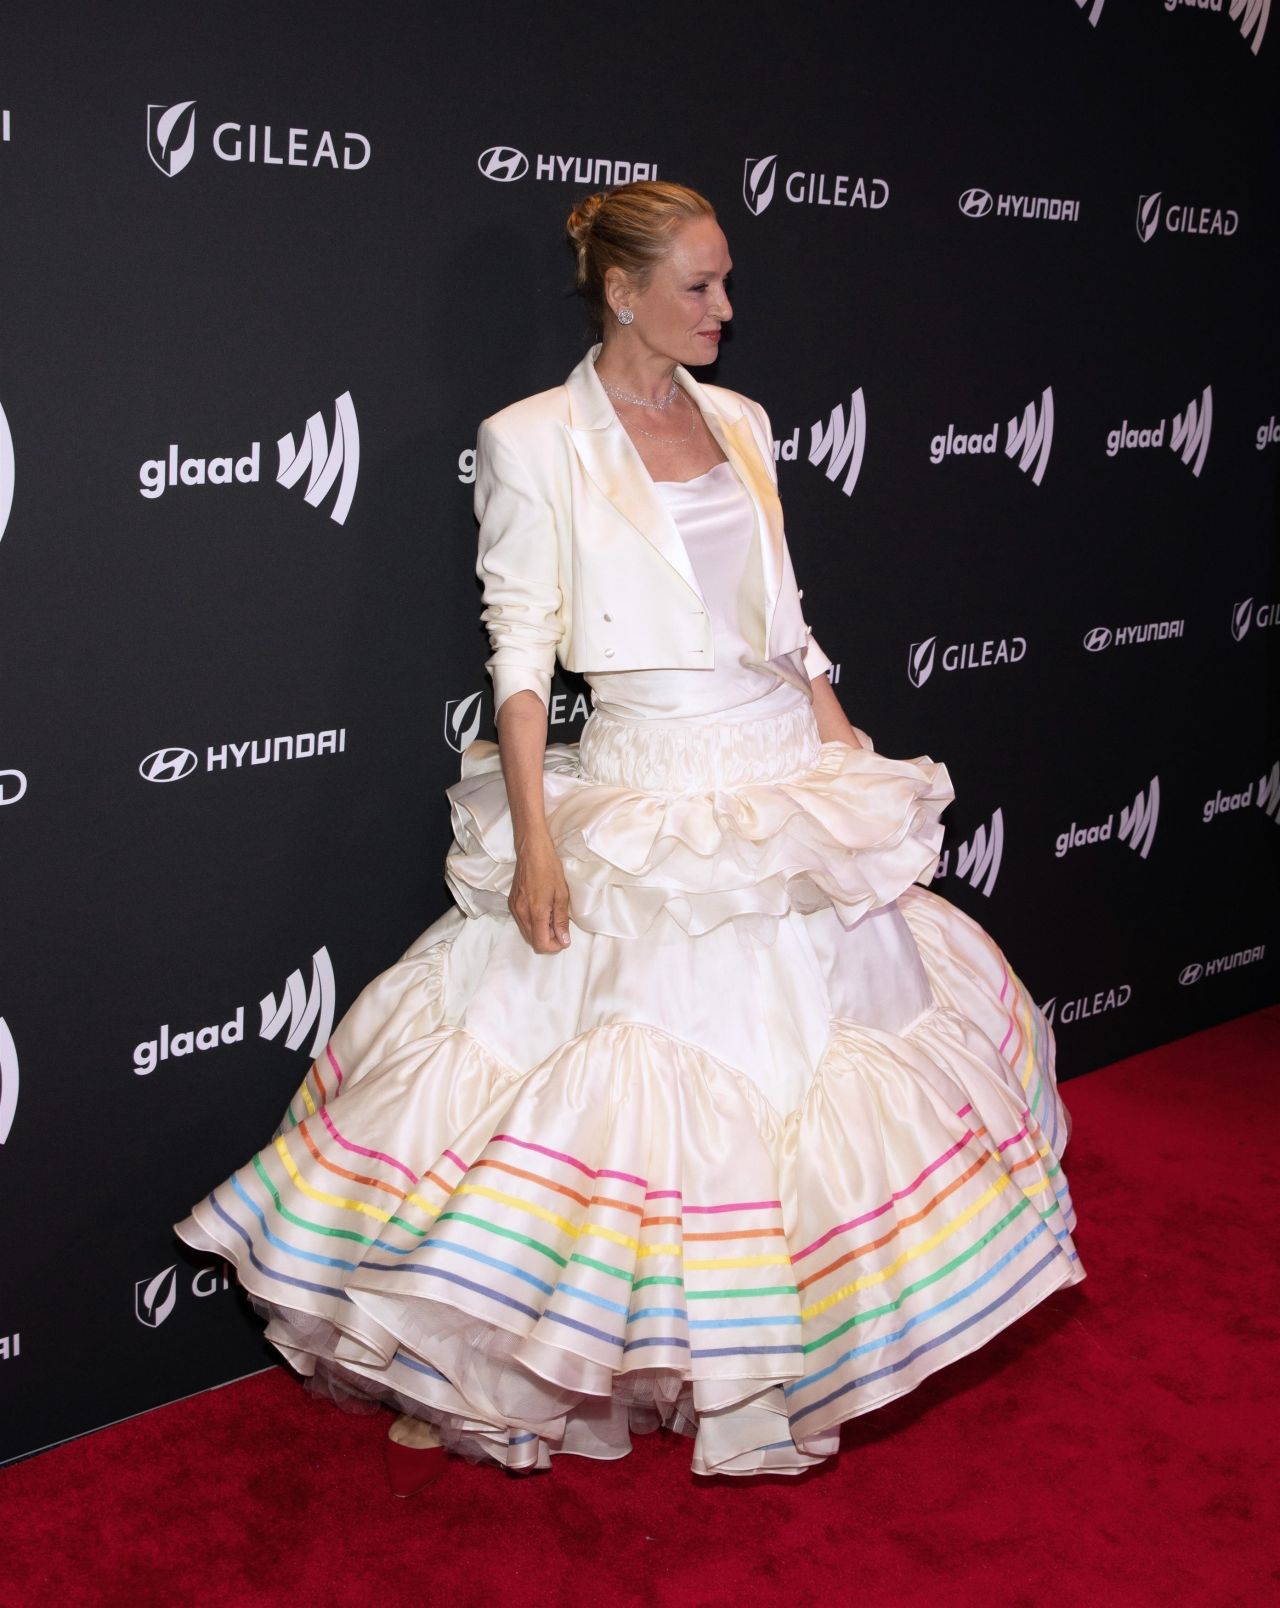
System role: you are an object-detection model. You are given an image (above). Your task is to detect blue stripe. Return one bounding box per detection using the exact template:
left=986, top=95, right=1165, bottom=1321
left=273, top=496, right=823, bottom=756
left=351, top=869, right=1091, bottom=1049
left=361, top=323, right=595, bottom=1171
left=789, top=1222, right=1047, bottom=1398
left=543, top=1309, right=623, bottom=1347
left=208, top=1194, right=350, bottom=1301
left=629, top=1306, right=687, bottom=1321
left=689, top=1313, right=802, bottom=1331
left=790, top=1245, right=1061, bottom=1424
left=555, top=1281, right=630, bottom=1317
left=392, top=1349, right=448, bottom=1384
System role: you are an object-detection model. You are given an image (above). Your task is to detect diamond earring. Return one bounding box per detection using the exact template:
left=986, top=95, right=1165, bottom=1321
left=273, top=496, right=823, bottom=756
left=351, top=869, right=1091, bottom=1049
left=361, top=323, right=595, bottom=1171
left=616, top=307, right=634, bottom=326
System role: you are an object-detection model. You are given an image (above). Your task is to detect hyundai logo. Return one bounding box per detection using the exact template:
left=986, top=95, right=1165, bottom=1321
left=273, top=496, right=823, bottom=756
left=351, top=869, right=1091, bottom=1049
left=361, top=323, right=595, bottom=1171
left=1178, top=963, right=1203, bottom=986
left=1083, top=626, right=1112, bottom=652
left=478, top=145, right=528, bottom=182
left=959, top=187, right=993, bottom=218
left=140, top=747, right=198, bottom=783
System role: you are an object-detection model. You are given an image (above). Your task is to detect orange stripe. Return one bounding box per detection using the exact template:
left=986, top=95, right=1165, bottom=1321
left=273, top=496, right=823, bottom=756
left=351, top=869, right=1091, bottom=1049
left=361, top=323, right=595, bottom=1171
left=590, top=1194, right=643, bottom=1217
left=641, top=1215, right=683, bottom=1228
left=297, top=1120, right=411, bottom=1203
left=471, top=1158, right=590, bottom=1208
left=796, top=1150, right=991, bottom=1292
left=310, top=1060, right=328, bottom=1103
left=423, top=1170, right=454, bottom=1195
left=684, top=1227, right=787, bottom=1243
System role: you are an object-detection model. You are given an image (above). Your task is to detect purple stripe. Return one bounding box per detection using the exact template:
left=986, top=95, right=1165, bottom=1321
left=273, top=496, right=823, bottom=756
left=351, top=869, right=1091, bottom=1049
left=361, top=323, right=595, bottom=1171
left=789, top=1245, right=1060, bottom=1424
left=622, top=1335, right=692, bottom=1352
left=690, top=1343, right=804, bottom=1359
left=207, top=1194, right=350, bottom=1301
left=543, top=1310, right=623, bottom=1347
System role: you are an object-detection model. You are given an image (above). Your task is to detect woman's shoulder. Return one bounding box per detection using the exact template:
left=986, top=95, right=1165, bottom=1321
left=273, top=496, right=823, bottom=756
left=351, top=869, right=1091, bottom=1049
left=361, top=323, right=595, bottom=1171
left=480, top=381, right=572, bottom=441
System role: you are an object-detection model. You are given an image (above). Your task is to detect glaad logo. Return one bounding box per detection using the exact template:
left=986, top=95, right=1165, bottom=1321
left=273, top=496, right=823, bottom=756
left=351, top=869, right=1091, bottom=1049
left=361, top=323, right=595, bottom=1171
left=958, top=186, right=1080, bottom=223
left=1179, top=945, right=1266, bottom=986
left=138, top=393, right=359, bottom=524
left=0, top=1016, right=17, bottom=1145
left=0, top=767, right=27, bottom=804
left=1202, top=760, right=1280, bottom=823
left=1256, top=415, right=1279, bottom=449
left=774, top=390, right=866, bottom=497
left=1164, top=0, right=1270, bottom=56
left=140, top=729, right=346, bottom=782
left=260, top=948, right=336, bottom=1060
left=1041, top=984, right=1131, bottom=1028
left=1055, top=777, right=1160, bottom=860
left=1082, top=618, right=1185, bottom=652
left=147, top=101, right=197, bottom=177
left=0, top=394, right=14, bottom=544
left=132, top=947, right=334, bottom=1074
left=2, top=109, right=10, bottom=142
left=136, top=1265, right=179, bottom=1328
left=478, top=147, right=657, bottom=186
left=134, top=1260, right=232, bottom=1328
left=1230, top=597, right=1280, bottom=639
left=147, top=100, right=371, bottom=174
left=908, top=634, right=1027, bottom=688
left=741, top=153, right=889, bottom=215
left=1105, top=386, right=1213, bottom=477
left=1136, top=191, right=1239, bottom=243
left=1075, top=0, right=1107, bottom=24
left=277, top=393, right=360, bottom=525
left=930, top=387, right=1054, bottom=485
left=933, top=808, right=1004, bottom=897
left=445, top=692, right=484, bottom=754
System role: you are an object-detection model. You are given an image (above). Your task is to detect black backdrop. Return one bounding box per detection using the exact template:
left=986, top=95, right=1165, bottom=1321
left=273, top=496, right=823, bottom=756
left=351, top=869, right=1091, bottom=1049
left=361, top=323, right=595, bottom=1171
left=1, top=0, right=1276, bottom=1464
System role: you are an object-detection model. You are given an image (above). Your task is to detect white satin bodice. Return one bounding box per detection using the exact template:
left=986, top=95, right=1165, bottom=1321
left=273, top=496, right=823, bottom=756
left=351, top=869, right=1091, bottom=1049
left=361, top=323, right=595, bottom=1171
left=586, top=462, right=807, bottom=722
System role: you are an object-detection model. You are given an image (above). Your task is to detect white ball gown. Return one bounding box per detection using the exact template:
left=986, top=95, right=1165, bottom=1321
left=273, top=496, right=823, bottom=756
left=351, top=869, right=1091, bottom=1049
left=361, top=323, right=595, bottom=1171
left=176, top=460, right=1083, bottom=1477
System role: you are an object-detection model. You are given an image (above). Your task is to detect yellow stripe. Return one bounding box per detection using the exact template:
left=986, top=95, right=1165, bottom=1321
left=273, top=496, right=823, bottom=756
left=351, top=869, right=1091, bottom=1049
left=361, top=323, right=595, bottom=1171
left=685, top=1254, right=793, bottom=1271
left=636, top=1241, right=681, bottom=1259
left=300, top=1081, right=317, bottom=1117
left=1017, top=997, right=1036, bottom=1092
left=582, top=1223, right=640, bottom=1253
left=455, top=1183, right=580, bottom=1238
left=273, top=1136, right=439, bottom=1222
left=800, top=1173, right=1012, bottom=1321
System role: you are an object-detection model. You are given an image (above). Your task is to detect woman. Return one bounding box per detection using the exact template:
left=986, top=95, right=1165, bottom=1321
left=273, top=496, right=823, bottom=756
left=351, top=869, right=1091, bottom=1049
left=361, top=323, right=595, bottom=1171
left=176, top=181, right=1082, bottom=1487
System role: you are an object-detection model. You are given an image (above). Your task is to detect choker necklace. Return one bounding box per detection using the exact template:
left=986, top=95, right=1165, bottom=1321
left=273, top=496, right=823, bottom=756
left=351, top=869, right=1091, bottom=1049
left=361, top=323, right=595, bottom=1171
left=601, top=379, right=680, bottom=410
left=619, top=387, right=698, bottom=445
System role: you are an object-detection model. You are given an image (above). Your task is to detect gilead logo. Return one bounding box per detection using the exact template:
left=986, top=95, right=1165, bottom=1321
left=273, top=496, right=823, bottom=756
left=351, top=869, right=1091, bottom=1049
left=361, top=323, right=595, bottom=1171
left=1041, top=984, right=1131, bottom=1028
left=135, top=1261, right=232, bottom=1328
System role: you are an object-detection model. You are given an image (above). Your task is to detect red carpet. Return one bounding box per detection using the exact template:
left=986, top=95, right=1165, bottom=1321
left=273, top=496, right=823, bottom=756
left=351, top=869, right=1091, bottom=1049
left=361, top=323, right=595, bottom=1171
left=3, top=1010, right=1278, bottom=1608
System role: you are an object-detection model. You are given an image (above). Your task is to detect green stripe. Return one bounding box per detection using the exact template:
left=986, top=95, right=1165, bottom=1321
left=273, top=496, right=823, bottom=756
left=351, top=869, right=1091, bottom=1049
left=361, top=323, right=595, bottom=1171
left=570, top=1252, right=633, bottom=1284
left=802, top=1195, right=1032, bottom=1355
left=633, top=1274, right=684, bottom=1290
left=687, top=1284, right=798, bottom=1301
left=437, top=1210, right=567, bottom=1268
left=253, top=1154, right=426, bottom=1242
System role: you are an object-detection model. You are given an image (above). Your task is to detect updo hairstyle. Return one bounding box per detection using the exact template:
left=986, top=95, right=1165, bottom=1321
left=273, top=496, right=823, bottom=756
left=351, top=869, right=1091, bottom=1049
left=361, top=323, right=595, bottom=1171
left=566, top=181, right=716, bottom=333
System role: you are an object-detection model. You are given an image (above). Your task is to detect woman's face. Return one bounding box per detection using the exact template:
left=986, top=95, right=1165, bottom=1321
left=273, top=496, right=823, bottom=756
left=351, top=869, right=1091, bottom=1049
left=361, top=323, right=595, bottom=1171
left=617, top=216, right=733, bottom=367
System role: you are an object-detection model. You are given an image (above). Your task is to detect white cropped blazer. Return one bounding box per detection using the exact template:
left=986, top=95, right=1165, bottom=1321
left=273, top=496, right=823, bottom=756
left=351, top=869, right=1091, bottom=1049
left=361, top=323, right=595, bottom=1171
left=474, top=344, right=832, bottom=714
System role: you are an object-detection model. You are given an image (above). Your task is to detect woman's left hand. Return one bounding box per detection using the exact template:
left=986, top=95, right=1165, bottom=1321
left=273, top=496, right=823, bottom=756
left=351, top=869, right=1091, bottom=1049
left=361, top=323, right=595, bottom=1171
left=810, top=672, right=866, bottom=748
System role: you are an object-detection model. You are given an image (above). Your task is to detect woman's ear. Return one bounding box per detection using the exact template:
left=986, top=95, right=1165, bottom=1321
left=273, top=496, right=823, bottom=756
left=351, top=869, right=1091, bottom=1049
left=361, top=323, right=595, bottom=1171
left=603, top=265, right=635, bottom=320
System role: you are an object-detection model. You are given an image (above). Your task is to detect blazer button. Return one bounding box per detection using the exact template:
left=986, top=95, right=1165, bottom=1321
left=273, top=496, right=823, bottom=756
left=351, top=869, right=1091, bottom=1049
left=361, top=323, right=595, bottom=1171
left=603, top=613, right=613, bottom=622
left=604, top=648, right=615, bottom=658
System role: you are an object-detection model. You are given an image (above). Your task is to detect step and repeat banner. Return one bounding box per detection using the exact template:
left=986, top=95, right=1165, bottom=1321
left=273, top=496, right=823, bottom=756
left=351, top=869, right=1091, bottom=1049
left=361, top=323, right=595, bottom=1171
left=0, top=0, right=1276, bottom=1463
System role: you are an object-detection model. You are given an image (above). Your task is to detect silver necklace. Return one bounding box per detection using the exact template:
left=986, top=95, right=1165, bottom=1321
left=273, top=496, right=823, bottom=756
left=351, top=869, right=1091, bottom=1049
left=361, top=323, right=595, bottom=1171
left=617, top=387, right=698, bottom=445
left=601, top=379, right=680, bottom=410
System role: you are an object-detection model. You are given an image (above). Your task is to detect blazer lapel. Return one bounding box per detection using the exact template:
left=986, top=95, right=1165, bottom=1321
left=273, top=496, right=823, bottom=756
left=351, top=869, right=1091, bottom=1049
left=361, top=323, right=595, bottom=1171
left=563, top=347, right=705, bottom=602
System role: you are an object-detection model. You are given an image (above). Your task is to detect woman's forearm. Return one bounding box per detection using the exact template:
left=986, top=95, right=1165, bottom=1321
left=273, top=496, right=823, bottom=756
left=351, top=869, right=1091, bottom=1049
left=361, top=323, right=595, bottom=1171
left=810, top=672, right=866, bottom=748
left=495, top=689, right=554, bottom=849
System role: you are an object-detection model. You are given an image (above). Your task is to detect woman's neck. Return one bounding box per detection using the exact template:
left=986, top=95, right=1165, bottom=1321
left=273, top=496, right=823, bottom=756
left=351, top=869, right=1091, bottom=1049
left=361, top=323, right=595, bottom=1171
left=593, top=344, right=680, bottom=405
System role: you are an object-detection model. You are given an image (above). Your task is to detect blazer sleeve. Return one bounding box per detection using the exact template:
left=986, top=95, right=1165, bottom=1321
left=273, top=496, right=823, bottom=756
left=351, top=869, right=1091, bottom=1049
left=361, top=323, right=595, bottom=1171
left=748, top=399, right=834, bottom=681
left=473, top=415, right=563, bottom=715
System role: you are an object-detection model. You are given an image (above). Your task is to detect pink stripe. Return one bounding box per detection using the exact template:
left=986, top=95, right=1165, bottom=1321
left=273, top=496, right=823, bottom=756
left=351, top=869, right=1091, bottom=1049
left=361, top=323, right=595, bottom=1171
left=997, top=963, right=1015, bottom=1054
left=645, top=1189, right=683, bottom=1201
left=955, top=1103, right=973, bottom=1119
left=325, top=1044, right=344, bottom=1089
left=442, top=1150, right=468, bottom=1173
left=490, top=1133, right=599, bottom=1179
left=319, top=1108, right=418, bottom=1185
left=995, top=1122, right=1029, bottom=1155
left=791, top=1130, right=977, bottom=1262
left=598, top=1168, right=648, bottom=1188
left=684, top=1200, right=781, bottom=1215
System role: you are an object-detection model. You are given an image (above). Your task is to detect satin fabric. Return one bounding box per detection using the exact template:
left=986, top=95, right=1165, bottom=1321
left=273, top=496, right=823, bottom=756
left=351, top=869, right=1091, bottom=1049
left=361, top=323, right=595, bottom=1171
left=176, top=694, right=1083, bottom=1477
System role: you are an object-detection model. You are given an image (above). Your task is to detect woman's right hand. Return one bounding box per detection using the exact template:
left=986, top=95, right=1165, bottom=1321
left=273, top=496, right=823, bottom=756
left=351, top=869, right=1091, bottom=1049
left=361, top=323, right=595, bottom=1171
left=508, top=833, right=572, bottom=953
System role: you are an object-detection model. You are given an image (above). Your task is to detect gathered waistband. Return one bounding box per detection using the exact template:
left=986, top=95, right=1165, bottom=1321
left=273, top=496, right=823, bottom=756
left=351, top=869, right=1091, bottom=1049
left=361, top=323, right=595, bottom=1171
left=577, top=698, right=823, bottom=791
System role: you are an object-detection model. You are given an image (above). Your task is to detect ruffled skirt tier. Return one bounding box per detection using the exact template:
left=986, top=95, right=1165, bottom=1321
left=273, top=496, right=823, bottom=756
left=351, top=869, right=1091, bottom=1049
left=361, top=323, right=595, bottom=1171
left=176, top=700, right=1082, bottom=1476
